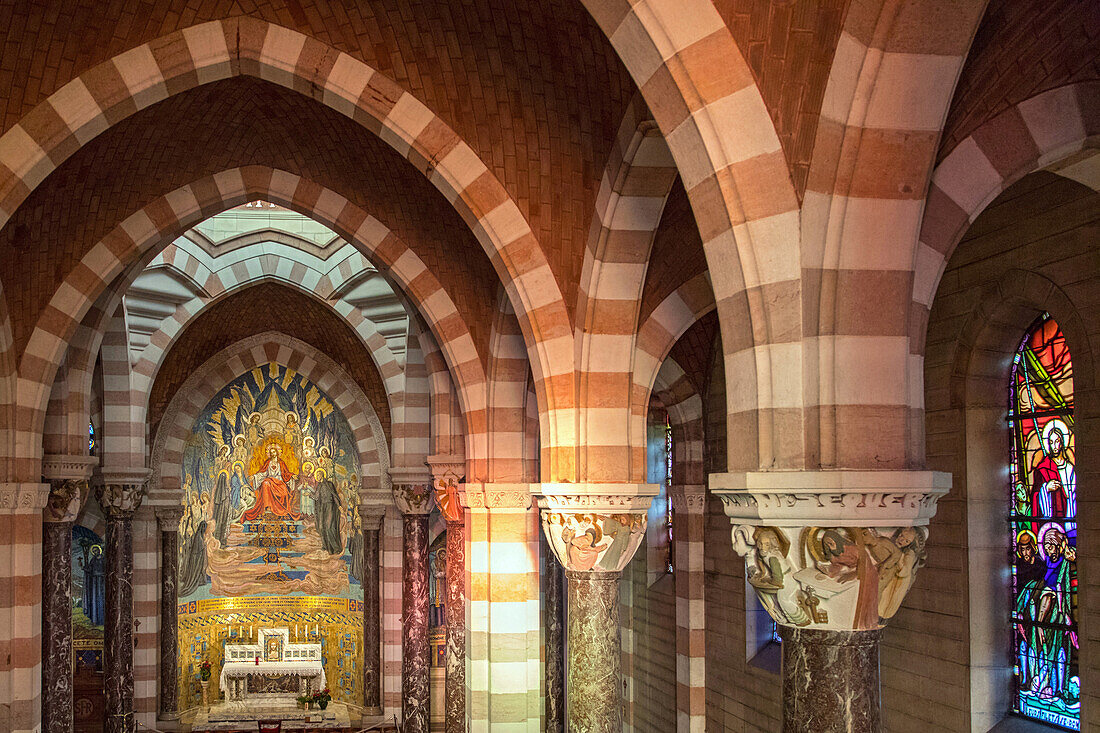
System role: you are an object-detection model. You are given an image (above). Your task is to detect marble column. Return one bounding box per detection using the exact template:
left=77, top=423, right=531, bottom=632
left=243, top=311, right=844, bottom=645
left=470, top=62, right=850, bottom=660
left=534, top=484, right=657, bottom=733
left=41, top=455, right=95, bottom=733
left=544, top=537, right=566, bottom=732
left=429, top=465, right=466, bottom=732
left=42, top=477, right=90, bottom=733
left=443, top=514, right=465, bottom=732
left=780, top=627, right=881, bottom=732
left=393, top=480, right=433, bottom=733
left=95, top=473, right=148, bottom=733
left=155, top=507, right=183, bottom=720
left=711, top=470, right=950, bottom=733
left=360, top=506, right=385, bottom=716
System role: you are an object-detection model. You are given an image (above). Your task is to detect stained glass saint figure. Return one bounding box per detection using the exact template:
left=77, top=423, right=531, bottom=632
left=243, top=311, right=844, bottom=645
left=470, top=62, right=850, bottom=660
left=1009, top=314, right=1079, bottom=730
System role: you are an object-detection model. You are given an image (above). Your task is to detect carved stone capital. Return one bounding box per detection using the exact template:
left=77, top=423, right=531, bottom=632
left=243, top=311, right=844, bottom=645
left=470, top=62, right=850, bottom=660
left=426, top=454, right=465, bottom=481
left=45, top=478, right=90, bottom=522
left=0, top=483, right=51, bottom=514
left=533, top=483, right=659, bottom=573
left=42, top=454, right=98, bottom=482
left=392, top=483, right=433, bottom=515
left=709, top=470, right=951, bottom=527
left=669, top=486, right=707, bottom=513
left=358, top=504, right=387, bottom=531
left=460, top=482, right=532, bottom=511
left=710, top=470, right=950, bottom=633
left=154, top=506, right=185, bottom=531
left=94, top=467, right=151, bottom=519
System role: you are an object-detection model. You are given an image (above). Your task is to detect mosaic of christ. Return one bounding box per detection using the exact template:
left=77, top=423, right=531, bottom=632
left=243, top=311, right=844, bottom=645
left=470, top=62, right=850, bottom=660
left=178, top=363, right=365, bottom=600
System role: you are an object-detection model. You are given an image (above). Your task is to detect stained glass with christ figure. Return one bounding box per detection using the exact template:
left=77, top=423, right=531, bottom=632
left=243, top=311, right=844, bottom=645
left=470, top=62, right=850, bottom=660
left=1008, top=313, right=1079, bottom=730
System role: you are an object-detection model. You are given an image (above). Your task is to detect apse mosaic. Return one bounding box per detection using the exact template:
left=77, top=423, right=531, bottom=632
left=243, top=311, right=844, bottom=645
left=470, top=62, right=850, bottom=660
left=1009, top=314, right=1079, bottom=730
left=71, top=524, right=105, bottom=671
left=176, top=362, right=366, bottom=706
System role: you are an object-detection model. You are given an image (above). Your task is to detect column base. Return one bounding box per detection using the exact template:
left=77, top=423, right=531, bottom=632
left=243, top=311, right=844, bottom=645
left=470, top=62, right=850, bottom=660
left=779, top=626, right=882, bottom=733
left=362, top=706, right=383, bottom=716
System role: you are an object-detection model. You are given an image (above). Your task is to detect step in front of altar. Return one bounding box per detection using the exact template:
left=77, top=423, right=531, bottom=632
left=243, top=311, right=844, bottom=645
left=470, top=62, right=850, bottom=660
left=189, top=700, right=351, bottom=731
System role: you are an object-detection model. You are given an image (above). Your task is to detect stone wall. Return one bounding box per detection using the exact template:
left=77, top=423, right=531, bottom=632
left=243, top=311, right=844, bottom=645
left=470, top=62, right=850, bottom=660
left=887, top=171, right=1100, bottom=731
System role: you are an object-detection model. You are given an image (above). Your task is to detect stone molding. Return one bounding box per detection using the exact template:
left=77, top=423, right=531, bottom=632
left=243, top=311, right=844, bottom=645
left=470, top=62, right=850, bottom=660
left=42, top=454, right=99, bottom=481
left=426, top=454, right=465, bottom=480
left=0, top=483, right=51, bottom=514
left=154, top=506, right=184, bottom=531
left=709, top=470, right=951, bottom=527
left=460, top=482, right=532, bottom=510
left=94, top=467, right=151, bottom=518
left=534, top=482, right=659, bottom=513
left=392, top=481, right=433, bottom=515
left=45, top=478, right=90, bottom=523
left=359, top=505, right=387, bottom=531
left=669, top=485, right=706, bottom=512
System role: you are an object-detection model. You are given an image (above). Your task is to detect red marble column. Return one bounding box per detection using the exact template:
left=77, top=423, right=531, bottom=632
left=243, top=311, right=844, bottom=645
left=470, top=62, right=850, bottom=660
left=443, top=515, right=465, bottom=733
left=543, top=537, right=565, bottom=732
left=95, top=476, right=147, bottom=733
left=154, top=507, right=183, bottom=720
left=360, top=507, right=385, bottom=716
left=394, top=482, right=432, bottom=733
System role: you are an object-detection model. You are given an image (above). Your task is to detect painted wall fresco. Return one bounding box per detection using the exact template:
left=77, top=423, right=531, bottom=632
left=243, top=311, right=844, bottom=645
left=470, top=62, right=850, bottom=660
left=72, top=524, right=105, bottom=671
left=733, top=524, right=929, bottom=631
left=1009, top=314, right=1079, bottom=730
left=176, top=362, right=365, bottom=706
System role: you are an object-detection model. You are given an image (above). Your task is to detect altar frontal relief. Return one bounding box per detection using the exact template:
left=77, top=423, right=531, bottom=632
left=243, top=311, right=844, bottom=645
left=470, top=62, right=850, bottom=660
left=176, top=363, right=365, bottom=708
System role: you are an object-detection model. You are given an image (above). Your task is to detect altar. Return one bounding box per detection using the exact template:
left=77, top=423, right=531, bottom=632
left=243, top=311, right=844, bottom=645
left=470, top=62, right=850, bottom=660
left=219, top=628, right=325, bottom=701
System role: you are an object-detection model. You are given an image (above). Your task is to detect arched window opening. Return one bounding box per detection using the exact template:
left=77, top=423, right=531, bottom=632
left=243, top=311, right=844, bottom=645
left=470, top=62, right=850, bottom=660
left=664, top=415, right=674, bottom=575
left=1009, top=313, right=1079, bottom=730
left=88, top=422, right=96, bottom=456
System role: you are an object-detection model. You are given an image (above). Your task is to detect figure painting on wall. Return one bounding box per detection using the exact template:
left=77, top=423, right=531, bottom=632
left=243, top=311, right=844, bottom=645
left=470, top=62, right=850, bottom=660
left=243, top=444, right=300, bottom=522
left=78, top=544, right=106, bottom=627
left=178, top=362, right=365, bottom=601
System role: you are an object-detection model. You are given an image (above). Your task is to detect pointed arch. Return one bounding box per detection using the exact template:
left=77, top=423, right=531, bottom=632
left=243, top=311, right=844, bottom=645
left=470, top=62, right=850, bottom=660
left=14, top=167, right=486, bottom=482
left=0, top=18, right=572, bottom=470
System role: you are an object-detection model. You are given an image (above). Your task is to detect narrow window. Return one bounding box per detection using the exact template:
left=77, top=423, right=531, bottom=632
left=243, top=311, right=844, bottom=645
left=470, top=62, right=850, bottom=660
left=88, top=422, right=96, bottom=456
left=665, top=415, right=674, bottom=574
left=1008, top=314, right=1079, bottom=729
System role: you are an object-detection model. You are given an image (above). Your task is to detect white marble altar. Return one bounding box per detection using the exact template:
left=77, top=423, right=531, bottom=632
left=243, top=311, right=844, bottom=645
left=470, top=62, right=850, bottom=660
left=219, top=628, right=325, bottom=701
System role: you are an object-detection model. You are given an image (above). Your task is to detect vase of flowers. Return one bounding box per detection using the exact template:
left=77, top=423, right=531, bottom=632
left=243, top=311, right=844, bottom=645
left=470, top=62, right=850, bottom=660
left=312, top=688, right=332, bottom=710
left=296, top=693, right=312, bottom=710
left=199, top=661, right=212, bottom=706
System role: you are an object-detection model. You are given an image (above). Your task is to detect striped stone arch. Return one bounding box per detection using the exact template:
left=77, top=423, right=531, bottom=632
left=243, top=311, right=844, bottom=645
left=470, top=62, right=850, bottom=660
left=391, top=319, right=430, bottom=471
left=579, top=0, right=800, bottom=470
left=648, top=353, right=706, bottom=731
left=799, top=0, right=988, bottom=469
left=149, top=331, right=389, bottom=504
left=630, top=272, right=715, bottom=468
left=576, top=94, right=679, bottom=483
left=914, top=83, right=1100, bottom=330
left=484, top=290, right=529, bottom=483
left=0, top=290, right=14, bottom=479
left=136, top=245, right=404, bottom=403
left=416, top=325, right=466, bottom=463
left=15, top=166, right=487, bottom=483
left=0, top=17, right=572, bottom=467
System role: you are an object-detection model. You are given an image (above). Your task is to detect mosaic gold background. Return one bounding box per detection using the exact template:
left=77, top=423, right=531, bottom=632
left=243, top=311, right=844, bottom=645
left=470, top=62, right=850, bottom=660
left=177, top=596, right=363, bottom=709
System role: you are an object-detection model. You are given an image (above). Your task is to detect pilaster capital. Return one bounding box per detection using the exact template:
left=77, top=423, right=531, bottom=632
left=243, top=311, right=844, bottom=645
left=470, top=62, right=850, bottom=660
left=709, top=470, right=951, bottom=633
left=358, top=504, right=387, bottom=531
left=460, top=482, right=532, bottom=511
left=669, top=484, right=707, bottom=513
left=0, top=483, right=51, bottom=514
left=154, top=506, right=185, bottom=531
left=45, top=478, right=90, bottom=522
left=392, top=481, right=433, bottom=515
left=94, top=467, right=151, bottom=519
left=533, top=483, right=659, bottom=574
left=426, top=454, right=465, bottom=481
left=42, top=454, right=98, bottom=482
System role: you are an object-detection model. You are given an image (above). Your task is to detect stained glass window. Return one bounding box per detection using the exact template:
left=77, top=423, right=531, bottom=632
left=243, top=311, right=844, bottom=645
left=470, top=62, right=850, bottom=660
left=665, top=416, right=674, bottom=574
left=88, top=422, right=96, bottom=456
left=1008, top=314, right=1079, bottom=730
